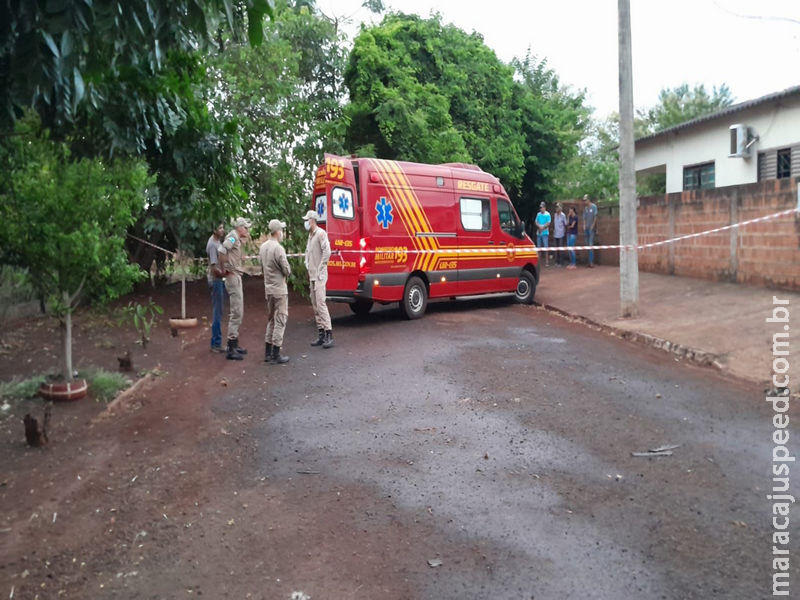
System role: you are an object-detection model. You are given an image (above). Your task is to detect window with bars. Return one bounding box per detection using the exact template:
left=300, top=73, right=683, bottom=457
left=777, top=148, right=792, bottom=179
left=683, top=162, right=715, bottom=191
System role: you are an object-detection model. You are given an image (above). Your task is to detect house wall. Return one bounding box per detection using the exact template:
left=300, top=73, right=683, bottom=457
left=561, top=178, right=800, bottom=290
left=635, top=95, right=800, bottom=193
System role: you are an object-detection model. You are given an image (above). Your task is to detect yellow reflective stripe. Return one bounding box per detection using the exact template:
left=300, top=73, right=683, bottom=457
left=375, top=160, right=432, bottom=270
left=387, top=161, right=440, bottom=271
left=371, top=160, right=426, bottom=269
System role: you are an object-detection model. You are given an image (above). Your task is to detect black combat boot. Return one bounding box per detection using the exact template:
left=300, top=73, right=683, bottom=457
left=310, top=329, right=325, bottom=346
left=226, top=339, right=244, bottom=360
left=322, top=330, right=334, bottom=349
left=271, top=345, right=289, bottom=364
left=264, top=342, right=273, bottom=362
left=234, top=338, right=247, bottom=354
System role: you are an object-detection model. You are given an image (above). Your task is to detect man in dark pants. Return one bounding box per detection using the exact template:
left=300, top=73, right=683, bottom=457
left=582, top=194, right=598, bottom=268
left=206, top=223, right=226, bottom=352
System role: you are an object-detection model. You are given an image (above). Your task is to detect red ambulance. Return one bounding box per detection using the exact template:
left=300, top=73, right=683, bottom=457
left=311, top=154, right=539, bottom=319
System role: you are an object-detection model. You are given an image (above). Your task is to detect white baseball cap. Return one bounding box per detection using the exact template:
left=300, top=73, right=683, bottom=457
left=302, top=210, right=320, bottom=221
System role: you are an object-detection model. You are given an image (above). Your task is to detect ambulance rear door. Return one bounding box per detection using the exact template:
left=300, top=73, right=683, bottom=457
left=314, top=154, right=360, bottom=296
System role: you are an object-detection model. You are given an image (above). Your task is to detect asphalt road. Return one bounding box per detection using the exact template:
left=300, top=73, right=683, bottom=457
left=2, top=283, right=787, bottom=600
left=225, top=294, right=785, bottom=600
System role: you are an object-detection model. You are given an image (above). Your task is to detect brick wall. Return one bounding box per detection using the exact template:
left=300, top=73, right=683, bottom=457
left=562, top=177, right=800, bottom=290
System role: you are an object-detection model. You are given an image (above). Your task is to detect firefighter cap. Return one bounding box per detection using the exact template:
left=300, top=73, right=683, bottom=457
left=268, top=219, right=286, bottom=233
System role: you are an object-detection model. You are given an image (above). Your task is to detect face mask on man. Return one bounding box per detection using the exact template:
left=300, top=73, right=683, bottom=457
left=304, top=221, right=311, bottom=231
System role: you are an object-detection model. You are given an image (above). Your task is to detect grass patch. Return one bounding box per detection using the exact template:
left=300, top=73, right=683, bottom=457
left=78, top=368, right=132, bottom=402
left=0, top=375, right=47, bottom=402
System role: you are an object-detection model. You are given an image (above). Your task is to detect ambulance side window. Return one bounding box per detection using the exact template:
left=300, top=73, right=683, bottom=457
left=497, top=199, right=520, bottom=236
left=460, top=197, right=491, bottom=231
left=331, top=187, right=354, bottom=220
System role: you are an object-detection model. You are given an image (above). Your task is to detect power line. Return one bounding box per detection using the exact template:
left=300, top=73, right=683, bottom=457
left=712, top=1, right=800, bottom=26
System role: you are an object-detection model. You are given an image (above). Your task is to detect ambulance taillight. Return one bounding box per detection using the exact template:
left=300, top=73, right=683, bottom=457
left=359, top=237, right=371, bottom=275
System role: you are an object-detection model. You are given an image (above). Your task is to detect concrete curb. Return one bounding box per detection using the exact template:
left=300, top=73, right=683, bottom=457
left=534, top=302, right=726, bottom=373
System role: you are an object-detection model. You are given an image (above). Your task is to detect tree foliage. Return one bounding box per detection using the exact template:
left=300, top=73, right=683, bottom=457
left=345, top=13, right=522, bottom=185
left=208, top=0, right=348, bottom=285
left=139, top=51, right=246, bottom=256
left=1, top=0, right=275, bottom=152
left=552, top=114, right=620, bottom=204
left=637, top=83, right=735, bottom=137
left=344, top=14, right=588, bottom=223
left=512, top=53, right=590, bottom=222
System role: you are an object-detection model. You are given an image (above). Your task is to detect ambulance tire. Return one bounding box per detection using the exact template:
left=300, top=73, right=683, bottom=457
left=400, top=276, right=428, bottom=320
left=349, top=299, right=373, bottom=317
left=515, top=270, right=536, bottom=304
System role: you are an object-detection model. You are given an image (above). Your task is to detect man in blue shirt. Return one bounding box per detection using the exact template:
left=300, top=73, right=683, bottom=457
left=534, top=202, right=552, bottom=267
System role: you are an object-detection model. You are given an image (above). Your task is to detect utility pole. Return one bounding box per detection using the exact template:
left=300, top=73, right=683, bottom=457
left=618, top=0, right=639, bottom=317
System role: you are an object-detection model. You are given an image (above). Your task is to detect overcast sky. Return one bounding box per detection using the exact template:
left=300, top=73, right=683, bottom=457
left=317, top=0, right=800, bottom=117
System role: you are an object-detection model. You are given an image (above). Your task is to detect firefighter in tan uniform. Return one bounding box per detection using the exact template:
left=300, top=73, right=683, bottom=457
left=259, top=219, right=291, bottom=364
left=218, top=217, right=251, bottom=360
left=303, top=210, right=334, bottom=349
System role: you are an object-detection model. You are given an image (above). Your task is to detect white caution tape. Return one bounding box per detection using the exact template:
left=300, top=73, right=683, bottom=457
left=134, top=206, right=798, bottom=261
left=288, top=206, right=797, bottom=255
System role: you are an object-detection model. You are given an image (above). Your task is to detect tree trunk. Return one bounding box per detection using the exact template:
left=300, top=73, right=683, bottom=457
left=181, top=271, right=187, bottom=320
left=62, top=291, right=73, bottom=382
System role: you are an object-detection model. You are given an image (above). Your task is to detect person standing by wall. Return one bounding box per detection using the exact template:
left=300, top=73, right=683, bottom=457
left=566, top=206, right=579, bottom=270
left=303, top=210, right=334, bottom=349
left=206, top=223, right=226, bottom=352
left=534, top=202, right=552, bottom=268
left=552, top=203, right=567, bottom=267
left=582, top=194, right=598, bottom=268
left=219, top=217, right=252, bottom=360
left=259, top=219, right=291, bottom=364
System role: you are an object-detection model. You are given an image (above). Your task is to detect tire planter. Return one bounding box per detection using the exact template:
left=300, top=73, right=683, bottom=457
left=168, top=317, right=198, bottom=329
left=39, top=379, right=88, bottom=402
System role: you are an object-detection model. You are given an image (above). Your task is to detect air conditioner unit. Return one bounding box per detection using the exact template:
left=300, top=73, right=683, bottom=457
left=729, top=124, right=756, bottom=158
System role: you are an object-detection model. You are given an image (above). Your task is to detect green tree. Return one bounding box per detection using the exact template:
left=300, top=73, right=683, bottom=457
left=639, top=83, right=734, bottom=136
left=344, top=13, right=524, bottom=189
left=0, top=113, right=151, bottom=381
left=512, top=52, right=590, bottom=223
left=552, top=113, right=620, bottom=203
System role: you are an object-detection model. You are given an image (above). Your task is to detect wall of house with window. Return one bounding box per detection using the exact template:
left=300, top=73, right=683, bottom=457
left=635, top=93, right=800, bottom=193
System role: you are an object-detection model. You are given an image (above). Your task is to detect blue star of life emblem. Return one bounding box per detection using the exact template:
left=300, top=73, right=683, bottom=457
left=337, top=193, right=350, bottom=213
left=376, top=197, right=393, bottom=229
left=316, top=198, right=326, bottom=219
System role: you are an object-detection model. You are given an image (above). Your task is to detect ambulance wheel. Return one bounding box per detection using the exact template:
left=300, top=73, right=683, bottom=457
left=349, top=299, right=373, bottom=317
left=515, top=271, right=536, bottom=304
left=400, top=276, right=428, bottom=320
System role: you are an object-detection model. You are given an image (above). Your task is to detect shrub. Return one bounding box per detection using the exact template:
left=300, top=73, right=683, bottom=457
left=0, top=375, right=47, bottom=402
left=78, top=368, right=131, bottom=403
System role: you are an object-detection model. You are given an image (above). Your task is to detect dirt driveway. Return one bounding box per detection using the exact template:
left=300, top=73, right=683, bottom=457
left=0, top=278, right=793, bottom=599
